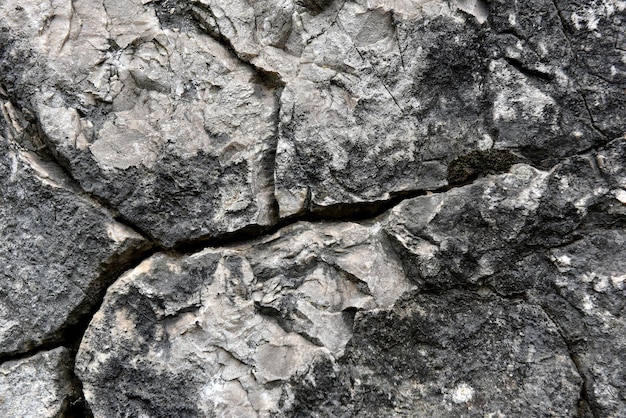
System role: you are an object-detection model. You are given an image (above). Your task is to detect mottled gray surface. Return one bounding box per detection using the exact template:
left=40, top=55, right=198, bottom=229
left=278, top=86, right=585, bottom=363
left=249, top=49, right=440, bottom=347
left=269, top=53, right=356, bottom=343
left=298, top=291, right=582, bottom=417
left=0, top=129, right=148, bottom=357
left=75, top=221, right=410, bottom=416
left=76, top=140, right=626, bottom=417
left=0, top=347, right=78, bottom=418
left=200, top=0, right=620, bottom=214
left=0, top=0, right=279, bottom=247
left=1, top=0, right=625, bottom=417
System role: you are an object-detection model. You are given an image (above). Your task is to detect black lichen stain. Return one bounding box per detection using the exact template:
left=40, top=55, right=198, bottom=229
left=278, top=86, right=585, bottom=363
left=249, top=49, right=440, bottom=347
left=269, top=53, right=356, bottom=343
left=447, top=149, right=519, bottom=185
left=296, top=0, right=334, bottom=14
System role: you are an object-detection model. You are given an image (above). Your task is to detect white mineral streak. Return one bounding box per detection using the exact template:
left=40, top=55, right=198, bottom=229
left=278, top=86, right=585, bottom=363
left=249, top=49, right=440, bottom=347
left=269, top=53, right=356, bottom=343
left=451, top=382, right=475, bottom=404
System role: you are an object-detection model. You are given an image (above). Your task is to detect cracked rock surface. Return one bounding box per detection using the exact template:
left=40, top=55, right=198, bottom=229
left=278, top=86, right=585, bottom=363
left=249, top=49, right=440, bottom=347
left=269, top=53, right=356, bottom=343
left=1, top=0, right=279, bottom=247
left=0, top=129, right=149, bottom=357
left=1, top=0, right=625, bottom=417
left=76, top=221, right=410, bottom=416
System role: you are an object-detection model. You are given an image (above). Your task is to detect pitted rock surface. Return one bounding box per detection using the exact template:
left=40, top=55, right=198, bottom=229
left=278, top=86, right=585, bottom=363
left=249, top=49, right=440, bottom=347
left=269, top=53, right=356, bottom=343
left=0, top=347, right=78, bottom=418
left=0, top=130, right=148, bottom=356
left=76, top=221, right=410, bottom=416
left=1, top=0, right=625, bottom=417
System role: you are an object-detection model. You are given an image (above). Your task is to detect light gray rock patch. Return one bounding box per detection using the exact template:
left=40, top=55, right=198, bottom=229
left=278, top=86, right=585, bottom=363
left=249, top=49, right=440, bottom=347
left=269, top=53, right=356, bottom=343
left=0, top=347, right=78, bottom=418
left=75, top=220, right=411, bottom=417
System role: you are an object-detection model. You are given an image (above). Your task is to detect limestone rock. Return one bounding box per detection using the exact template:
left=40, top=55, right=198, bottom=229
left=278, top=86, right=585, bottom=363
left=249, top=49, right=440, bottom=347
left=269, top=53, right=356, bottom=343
left=75, top=221, right=411, bottom=416
left=0, top=130, right=149, bottom=356
left=179, top=0, right=621, bottom=216
left=386, top=163, right=550, bottom=293
left=547, top=231, right=626, bottom=417
left=75, top=140, right=626, bottom=416
left=0, top=0, right=279, bottom=247
left=291, top=291, right=582, bottom=417
left=2, top=0, right=622, bottom=223
left=0, top=0, right=625, bottom=417
left=0, top=347, right=78, bottom=418
left=382, top=139, right=626, bottom=417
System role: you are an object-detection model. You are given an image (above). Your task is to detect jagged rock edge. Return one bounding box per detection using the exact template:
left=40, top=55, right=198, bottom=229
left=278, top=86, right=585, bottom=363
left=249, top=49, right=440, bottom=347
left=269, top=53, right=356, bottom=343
left=0, top=242, right=158, bottom=417
left=28, top=140, right=620, bottom=417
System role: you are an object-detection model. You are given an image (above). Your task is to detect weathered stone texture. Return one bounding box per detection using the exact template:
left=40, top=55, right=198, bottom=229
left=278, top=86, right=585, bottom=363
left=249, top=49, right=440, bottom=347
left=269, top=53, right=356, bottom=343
left=1, top=0, right=279, bottom=247
left=75, top=221, right=411, bottom=416
left=1, top=0, right=625, bottom=417
left=308, top=291, right=583, bottom=417
left=195, top=0, right=621, bottom=214
left=0, top=130, right=148, bottom=356
left=76, top=139, right=626, bottom=417
left=0, top=347, right=78, bottom=418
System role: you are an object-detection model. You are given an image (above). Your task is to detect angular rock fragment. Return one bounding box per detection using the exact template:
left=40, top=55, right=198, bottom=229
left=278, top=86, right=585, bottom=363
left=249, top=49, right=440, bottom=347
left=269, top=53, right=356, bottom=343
left=386, top=163, right=550, bottom=293
left=383, top=139, right=626, bottom=416
left=0, top=132, right=148, bottom=356
left=0, top=0, right=279, bottom=247
left=0, top=347, right=78, bottom=418
left=76, top=221, right=411, bottom=416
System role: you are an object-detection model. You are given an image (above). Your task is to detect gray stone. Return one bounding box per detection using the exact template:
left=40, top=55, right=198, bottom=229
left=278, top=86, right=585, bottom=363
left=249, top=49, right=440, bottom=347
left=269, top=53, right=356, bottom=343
left=0, top=124, right=149, bottom=356
left=76, top=141, right=626, bottom=416
left=76, top=220, right=411, bottom=417
left=0, top=347, right=78, bottom=418
left=547, top=231, right=626, bottom=417
left=1, top=0, right=622, bottom=224
left=179, top=0, right=620, bottom=216
left=385, top=163, right=550, bottom=293
left=0, top=0, right=279, bottom=247
left=382, top=139, right=626, bottom=417
left=289, top=291, right=582, bottom=417
left=0, top=0, right=625, bottom=416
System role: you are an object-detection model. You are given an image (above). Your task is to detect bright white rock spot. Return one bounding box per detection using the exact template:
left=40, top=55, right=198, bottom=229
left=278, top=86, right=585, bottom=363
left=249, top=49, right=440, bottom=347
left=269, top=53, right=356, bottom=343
left=452, top=383, right=475, bottom=403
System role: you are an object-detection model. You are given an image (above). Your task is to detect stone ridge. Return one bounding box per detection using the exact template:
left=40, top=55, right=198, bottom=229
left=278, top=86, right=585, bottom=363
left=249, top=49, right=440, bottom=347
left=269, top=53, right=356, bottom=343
left=0, top=0, right=625, bottom=417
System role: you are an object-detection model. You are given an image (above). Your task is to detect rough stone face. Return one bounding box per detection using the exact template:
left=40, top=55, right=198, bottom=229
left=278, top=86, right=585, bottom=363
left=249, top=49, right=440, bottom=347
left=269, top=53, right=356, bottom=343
left=292, top=291, right=582, bottom=417
left=386, top=163, right=550, bottom=294
left=186, top=0, right=621, bottom=215
left=0, top=128, right=149, bottom=356
left=0, top=0, right=625, bottom=417
left=0, top=0, right=279, bottom=247
left=383, top=140, right=626, bottom=417
left=547, top=231, right=626, bottom=417
left=4, top=0, right=620, bottom=224
left=75, top=221, right=411, bottom=416
left=0, top=347, right=78, bottom=418
left=75, top=139, right=626, bottom=417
